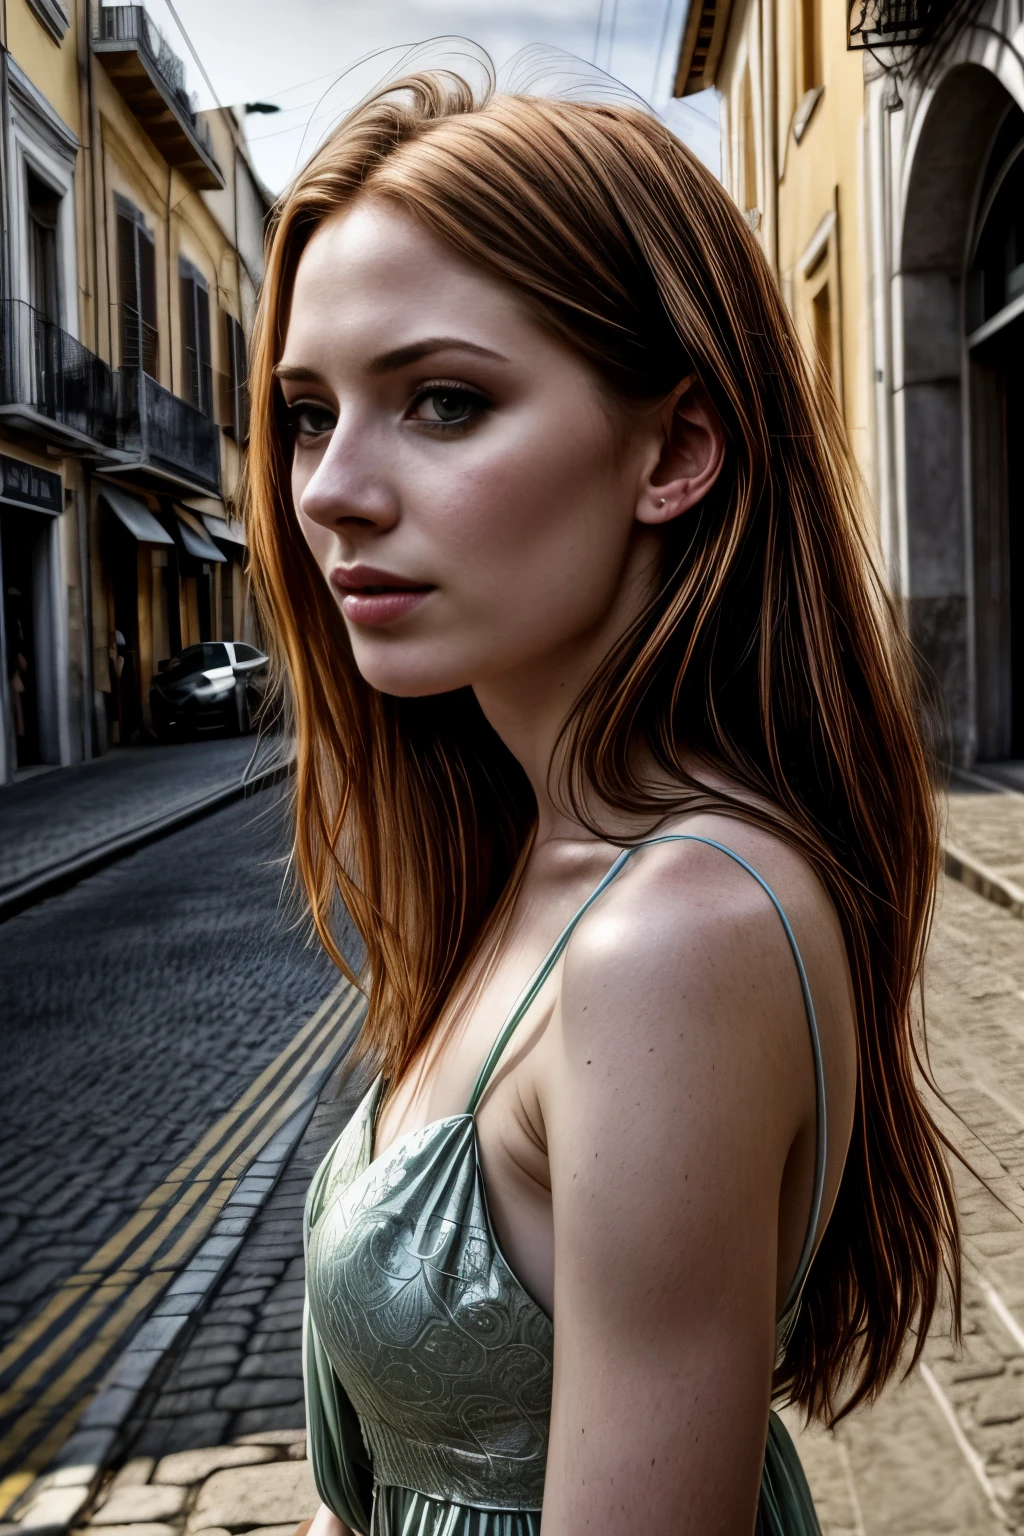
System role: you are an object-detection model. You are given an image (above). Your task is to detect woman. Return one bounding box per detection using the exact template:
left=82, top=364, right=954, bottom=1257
left=246, top=67, right=960, bottom=1536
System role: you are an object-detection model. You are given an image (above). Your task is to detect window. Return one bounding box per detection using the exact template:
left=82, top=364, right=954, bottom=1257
left=116, top=195, right=158, bottom=376
left=222, top=312, right=249, bottom=440
left=180, top=259, right=213, bottom=416
left=741, top=68, right=758, bottom=216
left=200, top=641, right=230, bottom=669
left=233, top=643, right=262, bottom=663
left=27, top=170, right=60, bottom=324
left=812, top=280, right=833, bottom=383
left=164, top=640, right=229, bottom=676
left=800, top=0, right=822, bottom=93
left=968, top=138, right=1024, bottom=332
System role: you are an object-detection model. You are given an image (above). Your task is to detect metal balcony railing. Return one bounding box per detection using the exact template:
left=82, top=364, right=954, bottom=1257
left=95, top=5, right=213, bottom=153
left=92, top=5, right=223, bottom=188
left=848, top=0, right=958, bottom=46
left=183, top=343, right=213, bottom=419
left=120, top=301, right=159, bottom=377
left=113, top=367, right=221, bottom=495
left=0, top=299, right=114, bottom=447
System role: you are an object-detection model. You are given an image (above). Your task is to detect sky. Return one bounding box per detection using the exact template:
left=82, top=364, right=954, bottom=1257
left=132, top=0, right=720, bottom=194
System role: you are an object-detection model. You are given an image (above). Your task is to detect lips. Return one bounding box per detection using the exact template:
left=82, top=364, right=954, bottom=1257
left=330, top=565, right=435, bottom=627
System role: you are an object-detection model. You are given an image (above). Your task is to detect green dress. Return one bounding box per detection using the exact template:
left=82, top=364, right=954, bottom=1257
left=303, top=835, right=826, bottom=1535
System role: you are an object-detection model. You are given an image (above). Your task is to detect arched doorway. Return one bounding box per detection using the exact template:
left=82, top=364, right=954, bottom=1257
left=966, top=105, right=1024, bottom=758
left=899, top=64, right=1023, bottom=764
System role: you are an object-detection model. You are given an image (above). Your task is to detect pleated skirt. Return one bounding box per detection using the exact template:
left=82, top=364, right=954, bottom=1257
left=370, top=1411, right=820, bottom=1536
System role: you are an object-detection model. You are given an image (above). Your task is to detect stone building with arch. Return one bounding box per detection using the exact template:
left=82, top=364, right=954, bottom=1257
left=676, top=0, right=1024, bottom=770
left=868, top=23, right=1024, bottom=766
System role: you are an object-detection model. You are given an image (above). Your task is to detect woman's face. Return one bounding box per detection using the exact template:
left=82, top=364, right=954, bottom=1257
left=279, top=199, right=670, bottom=701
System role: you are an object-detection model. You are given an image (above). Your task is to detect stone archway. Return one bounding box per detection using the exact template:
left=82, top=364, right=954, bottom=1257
left=899, top=63, right=1018, bottom=763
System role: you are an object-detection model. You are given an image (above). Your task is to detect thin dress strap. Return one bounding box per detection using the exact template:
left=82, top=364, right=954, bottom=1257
left=464, top=833, right=828, bottom=1315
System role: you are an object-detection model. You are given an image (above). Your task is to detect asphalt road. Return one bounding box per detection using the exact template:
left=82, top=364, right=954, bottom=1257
left=0, top=785, right=353, bottom=1479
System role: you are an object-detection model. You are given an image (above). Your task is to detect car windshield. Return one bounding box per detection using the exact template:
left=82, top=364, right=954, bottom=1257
left=164, top=643, right=230, bottom=678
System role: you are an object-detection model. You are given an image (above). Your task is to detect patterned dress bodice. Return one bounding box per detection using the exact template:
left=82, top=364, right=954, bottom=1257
left=306, top=1078, right=551, bottom=1517
left=303, top=835, right=828, bottom=1536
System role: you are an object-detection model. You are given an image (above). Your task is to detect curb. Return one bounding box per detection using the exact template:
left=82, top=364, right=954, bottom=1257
left=943, top=838, right=1024, bottom=921
left=0, top=757, right=292, bottom=925
left=9, top=991, right=362, bottom=1536
left=944, top=768, right=1024, bottom=921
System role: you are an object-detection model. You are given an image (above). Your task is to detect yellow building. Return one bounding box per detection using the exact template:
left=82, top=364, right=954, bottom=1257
left=673, top=0, right=874, bottom=494
left=676, top=0, right=1024, bottom=767
left=0, top=0, right=269, bottom=780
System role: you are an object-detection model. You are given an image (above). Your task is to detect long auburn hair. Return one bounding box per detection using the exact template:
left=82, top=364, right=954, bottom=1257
left=246, top=68, right=959, bottom=1424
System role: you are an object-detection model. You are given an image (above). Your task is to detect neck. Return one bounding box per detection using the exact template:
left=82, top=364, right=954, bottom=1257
left=472, top=538, right=661, bottom=847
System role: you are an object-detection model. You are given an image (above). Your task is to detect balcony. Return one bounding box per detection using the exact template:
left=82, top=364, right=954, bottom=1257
left=847, top=0, right=957, bottom=47
left=0, top=299, right=114, bottom=450
left=110, top=367, right=221, bottom=496
left=92, top=5, right=223, bottom=189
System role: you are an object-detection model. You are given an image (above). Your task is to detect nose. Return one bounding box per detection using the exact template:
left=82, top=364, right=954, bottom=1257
left=296, top=411, right=398, bottom=539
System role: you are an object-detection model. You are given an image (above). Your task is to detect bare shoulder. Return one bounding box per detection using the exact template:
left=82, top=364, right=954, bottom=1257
left=562, top=812, right=849, bottom=1013
left=549, top=810, right=856, bottom=1162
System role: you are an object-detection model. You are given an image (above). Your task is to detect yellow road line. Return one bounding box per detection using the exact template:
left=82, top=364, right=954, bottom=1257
left=162, top=981, right=348, bottom=1183
left=0, top=1273, right=167, bottom=1464
left=0, top=1282, right=131, bottom=1415
left=0, top=981, right=363, bottom=1417
left=0, top=982, right=356, bottom=1389
left=13, top=1395, right=92, bottom=1485
left=0, top=987, right=347, bottom=1387
left=0, top=1471, right=35, bottom=1520
left=81, top=980, right=351, bottom=1272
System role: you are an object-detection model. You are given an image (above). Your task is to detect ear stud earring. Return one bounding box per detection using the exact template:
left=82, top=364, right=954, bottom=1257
left=657, top=497, right=666, bottom=507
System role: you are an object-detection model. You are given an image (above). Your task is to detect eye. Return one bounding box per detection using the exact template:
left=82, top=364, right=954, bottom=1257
left=286, top=401, right=336, bottom=440
left=408, top=385, right=488, bottom=429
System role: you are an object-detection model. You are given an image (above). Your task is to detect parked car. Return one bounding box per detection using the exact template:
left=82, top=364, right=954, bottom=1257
left=150, top=641, right=269, bottom=741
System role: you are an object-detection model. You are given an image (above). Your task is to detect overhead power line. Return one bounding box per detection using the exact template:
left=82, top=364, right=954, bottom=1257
left=160, top=0, right=223, bottom=109
left=651, top=0, right=678, bottom=99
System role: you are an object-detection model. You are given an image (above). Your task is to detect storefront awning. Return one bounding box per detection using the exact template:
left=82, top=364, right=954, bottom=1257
left=100, top=486, right=173, bottom=545
left=176, top=513, right=226, bottom=563
left=202, top=512, right=247, bottom=547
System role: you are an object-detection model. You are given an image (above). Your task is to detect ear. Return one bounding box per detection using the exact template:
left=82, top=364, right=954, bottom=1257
left=635, top=374, right=726, bottom=527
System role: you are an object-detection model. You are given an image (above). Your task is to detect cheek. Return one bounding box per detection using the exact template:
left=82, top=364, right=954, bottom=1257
left=295, top=506, right=335, bottom=574
left=428, top=400, right=627, bottom=589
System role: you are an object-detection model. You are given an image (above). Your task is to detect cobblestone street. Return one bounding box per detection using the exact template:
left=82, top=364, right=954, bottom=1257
left=53, top=778, right=1024, bottom=1536
left=7, top=777, right=1024, bottom=1535
left=0, top=779, right=360, bottom=1507
left=0, top=741, right=270, bottom=900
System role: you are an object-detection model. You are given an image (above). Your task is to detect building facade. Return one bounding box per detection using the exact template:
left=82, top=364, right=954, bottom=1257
left=864, top=11, right=1024, bottom=766
left=675, top=0, right=1024, bottom=769
left=674, top=0, right=875, bottom=490
left=0, top=0, right=269, bottom=784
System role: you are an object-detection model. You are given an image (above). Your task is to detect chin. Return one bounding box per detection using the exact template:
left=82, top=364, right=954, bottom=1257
left=349, top=647, right=477, bottom=700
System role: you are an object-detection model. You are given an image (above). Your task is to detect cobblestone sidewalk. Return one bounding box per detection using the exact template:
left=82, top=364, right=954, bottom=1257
left=784, top=870, right=1024, bottom=1533
left=0, top=737, right=280, bottom=897
left=72, top=1433, right=318, bottom=1536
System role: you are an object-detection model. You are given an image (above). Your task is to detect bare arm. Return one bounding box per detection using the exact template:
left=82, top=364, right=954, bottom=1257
left=301, top=1506, right=352, bottom=1536
left=540, top=843, right=824, bottom=1534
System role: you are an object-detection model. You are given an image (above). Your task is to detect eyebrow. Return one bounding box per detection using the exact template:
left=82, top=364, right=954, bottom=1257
left=273, top=336, right=508, bottom=384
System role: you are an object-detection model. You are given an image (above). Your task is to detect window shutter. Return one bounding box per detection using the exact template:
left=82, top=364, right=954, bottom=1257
left=196, top=282, right=212, bottom=417
left=117, top=210, right=140, bottom=367
left=180, top=269, right=198, bottom=407
left=179, top=261, right=212, bottom=415
left=224, top=313, right=248, bottom=440
left=138, top=227, right=158, bottom=377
